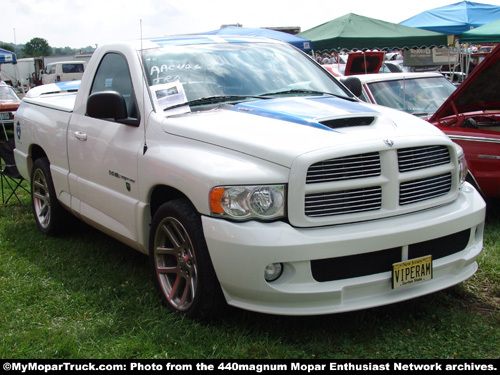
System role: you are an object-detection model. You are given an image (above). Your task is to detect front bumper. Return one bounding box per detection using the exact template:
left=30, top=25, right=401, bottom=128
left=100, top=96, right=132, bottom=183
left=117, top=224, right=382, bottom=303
left=202, top=183, right=485, bottom=316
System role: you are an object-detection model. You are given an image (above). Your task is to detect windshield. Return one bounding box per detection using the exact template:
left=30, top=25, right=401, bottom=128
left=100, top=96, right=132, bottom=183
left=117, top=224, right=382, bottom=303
left=0, top=86, right=20, bottom=102
left=367, top=76, right=456, bottom=116
left=142, top=42, right=350, bottom=110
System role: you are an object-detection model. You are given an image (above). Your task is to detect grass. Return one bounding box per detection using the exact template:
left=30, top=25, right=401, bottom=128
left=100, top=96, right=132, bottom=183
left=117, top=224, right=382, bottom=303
left=0, top=187, right=499, bottom=359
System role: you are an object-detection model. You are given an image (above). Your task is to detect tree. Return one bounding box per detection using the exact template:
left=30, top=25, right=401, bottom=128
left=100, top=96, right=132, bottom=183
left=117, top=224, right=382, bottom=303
left=53, top=46, right=77, bottom=56
left=0, top=43, right=15, bottom=53
left=23, top=37, right=52, bottom=57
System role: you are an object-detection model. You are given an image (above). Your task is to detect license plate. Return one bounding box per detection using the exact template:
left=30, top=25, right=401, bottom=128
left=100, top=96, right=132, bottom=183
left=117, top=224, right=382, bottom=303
left=392, top=255, right=432, bottom=289
left=0, top=112, right=9, bottom=120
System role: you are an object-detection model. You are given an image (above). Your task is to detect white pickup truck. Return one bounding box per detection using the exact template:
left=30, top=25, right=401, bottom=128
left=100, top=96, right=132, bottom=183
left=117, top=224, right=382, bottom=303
left=14, top=35, right=486, bottom=319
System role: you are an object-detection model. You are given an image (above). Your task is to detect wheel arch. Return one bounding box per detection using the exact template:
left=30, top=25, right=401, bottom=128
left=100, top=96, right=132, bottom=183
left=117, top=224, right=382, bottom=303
left=144, top=184, right=204, bottom=256
left=26, top=144, right=48, bottom=176
left=149, top=184, right=193, bottom=220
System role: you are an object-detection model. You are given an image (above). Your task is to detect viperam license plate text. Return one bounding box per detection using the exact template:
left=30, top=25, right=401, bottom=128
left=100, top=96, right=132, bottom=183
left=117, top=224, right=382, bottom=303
left=392, top=255, right=432, bottom=289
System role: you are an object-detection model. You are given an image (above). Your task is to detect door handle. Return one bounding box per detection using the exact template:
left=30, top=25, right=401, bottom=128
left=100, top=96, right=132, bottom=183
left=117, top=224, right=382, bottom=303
left=74, top=131, right=87, bottom=141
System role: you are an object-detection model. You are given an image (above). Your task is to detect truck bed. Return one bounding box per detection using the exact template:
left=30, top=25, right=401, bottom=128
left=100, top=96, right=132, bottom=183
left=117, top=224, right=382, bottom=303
left=23, top=93, right=77, bottom=112
left=22, top=81, right=80, bottom=112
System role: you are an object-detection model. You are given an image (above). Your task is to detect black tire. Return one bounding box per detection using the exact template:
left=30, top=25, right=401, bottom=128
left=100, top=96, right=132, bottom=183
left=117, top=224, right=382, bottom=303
left=30, top=157, right=72, bottom=235
left=149, top=199, right=225, bottom=320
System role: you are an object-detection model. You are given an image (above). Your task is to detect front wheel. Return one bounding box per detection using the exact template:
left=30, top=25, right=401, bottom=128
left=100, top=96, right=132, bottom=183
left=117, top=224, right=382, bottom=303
left=149, top=199, right=225, bottom=319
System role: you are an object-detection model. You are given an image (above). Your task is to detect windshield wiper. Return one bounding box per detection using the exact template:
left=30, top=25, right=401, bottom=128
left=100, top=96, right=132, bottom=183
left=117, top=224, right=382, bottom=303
left=261, top=89, right=328, bottom=96
left=164, top=95, right=269, bottom=111
left=261, top=89, right=356, bottom=101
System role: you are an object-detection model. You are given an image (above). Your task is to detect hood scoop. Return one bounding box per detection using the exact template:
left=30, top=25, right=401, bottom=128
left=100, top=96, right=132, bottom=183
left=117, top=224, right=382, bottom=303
left=319, top=116, right=375, bottom=129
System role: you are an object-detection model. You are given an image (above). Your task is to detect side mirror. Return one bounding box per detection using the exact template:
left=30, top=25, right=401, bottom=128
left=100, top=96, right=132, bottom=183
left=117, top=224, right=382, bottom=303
left=341, top=77, right=363, bottom=98
left=86, top=91, right=139, bottom=126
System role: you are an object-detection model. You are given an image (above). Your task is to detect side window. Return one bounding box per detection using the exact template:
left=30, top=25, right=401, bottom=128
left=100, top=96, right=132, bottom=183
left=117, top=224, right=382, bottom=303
left=63, top=64, right=84, bottom=73
left=65, top=63, right=85, bottom=73
left=90, top=53, right=139, bottom=121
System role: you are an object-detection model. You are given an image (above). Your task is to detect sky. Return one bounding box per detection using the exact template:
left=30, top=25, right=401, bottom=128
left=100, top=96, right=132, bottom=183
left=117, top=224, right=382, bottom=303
left=3, top=0, right=500, bottom=49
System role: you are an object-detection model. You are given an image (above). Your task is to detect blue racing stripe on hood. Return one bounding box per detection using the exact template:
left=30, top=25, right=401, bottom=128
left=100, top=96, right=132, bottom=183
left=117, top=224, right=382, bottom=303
left=231, top=96, right=379, bottom=131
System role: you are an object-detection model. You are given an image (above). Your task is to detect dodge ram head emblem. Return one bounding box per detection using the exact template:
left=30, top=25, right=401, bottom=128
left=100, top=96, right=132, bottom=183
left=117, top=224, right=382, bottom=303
left=384, top=139, right=394, bottom=147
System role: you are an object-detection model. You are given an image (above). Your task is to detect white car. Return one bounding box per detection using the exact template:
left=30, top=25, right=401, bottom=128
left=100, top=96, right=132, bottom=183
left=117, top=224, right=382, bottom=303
left=341, top=72, right=457, bottom=117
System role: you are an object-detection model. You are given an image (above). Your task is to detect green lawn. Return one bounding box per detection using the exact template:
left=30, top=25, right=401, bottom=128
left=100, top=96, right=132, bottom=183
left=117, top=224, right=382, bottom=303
left=1, top=189, right=499, bottom=359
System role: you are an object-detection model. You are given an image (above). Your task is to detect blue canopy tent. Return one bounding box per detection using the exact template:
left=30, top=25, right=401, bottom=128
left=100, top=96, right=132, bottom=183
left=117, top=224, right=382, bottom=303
left=400, top=1, right=500, bottom=35
left=202, top=26, right=313, bottom=51
left=0, top=48, right=17, bottom=64
left=0, top=48, right=24, bottom=93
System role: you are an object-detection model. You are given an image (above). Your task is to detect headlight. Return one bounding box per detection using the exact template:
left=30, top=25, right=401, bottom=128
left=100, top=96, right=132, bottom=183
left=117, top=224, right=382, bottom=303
left=458, top=153, right=468, bottom=186
left=210, top=185, right=286, bottom=220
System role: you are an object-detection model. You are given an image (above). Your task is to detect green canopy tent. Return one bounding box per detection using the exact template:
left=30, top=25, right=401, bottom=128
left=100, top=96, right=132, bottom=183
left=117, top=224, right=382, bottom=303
left=298, top=13, right=448, bottom=52
left=460, top=19, right=500, bottom=43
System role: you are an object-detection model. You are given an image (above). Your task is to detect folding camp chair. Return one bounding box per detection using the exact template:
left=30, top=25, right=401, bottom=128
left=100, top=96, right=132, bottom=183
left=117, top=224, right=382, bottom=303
left=0, top=139, right=30, bottom=205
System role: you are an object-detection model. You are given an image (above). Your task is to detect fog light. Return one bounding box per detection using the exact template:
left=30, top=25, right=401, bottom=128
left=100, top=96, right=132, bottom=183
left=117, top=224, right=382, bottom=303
left=264, top=263, right=283, bottom=282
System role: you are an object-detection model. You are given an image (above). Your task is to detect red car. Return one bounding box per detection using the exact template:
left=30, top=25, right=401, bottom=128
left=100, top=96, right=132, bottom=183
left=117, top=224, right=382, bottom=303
left=428, top=46, right=500, bottom=199
left=342, top=47, right=500, bottom=199
left=0, top=83, right=21, bottom=141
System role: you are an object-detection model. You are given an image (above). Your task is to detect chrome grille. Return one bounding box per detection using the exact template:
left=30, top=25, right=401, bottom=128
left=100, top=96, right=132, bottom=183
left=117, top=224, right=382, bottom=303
left=398, top=146, right=450, bottom=172
left=400, top=173, right=452, bottom=205
left=306, top=152, right=380, bottom=183
left=301, top=144, right=455, bottom=222
left=305, top=187, right=382, bottom=217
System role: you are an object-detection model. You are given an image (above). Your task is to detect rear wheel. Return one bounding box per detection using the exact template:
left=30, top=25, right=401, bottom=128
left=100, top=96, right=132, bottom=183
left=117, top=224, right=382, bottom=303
left=149, top=199, right=225, bottom=319
left=30, top=157, right=71, bottom=235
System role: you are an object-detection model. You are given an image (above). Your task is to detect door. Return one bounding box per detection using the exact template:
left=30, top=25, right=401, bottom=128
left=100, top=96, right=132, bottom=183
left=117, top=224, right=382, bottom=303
left=67, top=52, right=143, bottom=245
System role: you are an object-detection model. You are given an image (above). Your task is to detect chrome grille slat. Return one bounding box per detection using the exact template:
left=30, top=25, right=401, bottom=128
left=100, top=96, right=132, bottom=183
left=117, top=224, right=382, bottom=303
left=398, top=146, right=450, bottom=172
left=305, top=187, right=382, bottom=217
left=306, top=152, right=380, bottom=183
left=400, top=173, right=452, bottom=205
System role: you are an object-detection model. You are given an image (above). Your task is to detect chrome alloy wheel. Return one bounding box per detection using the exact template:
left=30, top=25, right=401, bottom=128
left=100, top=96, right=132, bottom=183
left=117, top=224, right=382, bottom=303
left=32, top=167, right=51, bottom=230
left=153, top=216, right=198, bottom=311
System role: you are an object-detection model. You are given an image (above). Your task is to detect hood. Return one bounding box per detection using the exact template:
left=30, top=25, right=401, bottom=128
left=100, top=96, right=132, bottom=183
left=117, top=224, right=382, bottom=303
left=430, top=45, right=500, bottom=121
left=162, top=96, right=447, bottom=167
